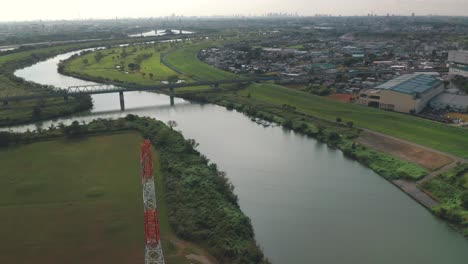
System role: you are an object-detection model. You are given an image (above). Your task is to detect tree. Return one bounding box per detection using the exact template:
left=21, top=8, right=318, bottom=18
left=346, top=121, right=354, bottom=128
left=94, top=51, right=104, bottom=63
left=282, top=119, right=293, bottom=129
left=32, top=106, right=41, bottom=120
left=167, top=120, right=178, bottom=130
left=461, top=191, right=468, bottom=210
left=336, top=117, right=342, bottom=123
left=0, top=132, right=12, bottom=147
left=187, top=138, right=199, bottom=148
left=128, top=63, right=140, bottom=71
left=328, top=131, right=340, bottom=141
left=167, top=75, right=179, bottom=84
left=82, top=58, right=89, bottom=65
left=149, top=73, right=154, bottom=80
left=63, top=121, right=87, bottom=138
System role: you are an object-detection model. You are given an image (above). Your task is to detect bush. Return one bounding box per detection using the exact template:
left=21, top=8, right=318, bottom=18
left=282, top=119, right=293, bottom=129
left=461, top=191, right=468, bottom=210
left=63, top=121, right=88, bottom=138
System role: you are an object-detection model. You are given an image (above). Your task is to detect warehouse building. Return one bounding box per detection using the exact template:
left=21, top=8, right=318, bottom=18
left=448, top=50, right=468, bottom=77
left=449, top=65, right=468, bottom=78
left=448, top=50, right=468, bottom=65
left=430, top=94, right=468, bottom=113
left=357, top=74, right=444, bottom=113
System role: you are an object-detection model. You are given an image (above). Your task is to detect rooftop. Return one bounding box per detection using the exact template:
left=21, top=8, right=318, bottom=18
left=453, top=65, right=468, bottom=71
left=431, top=93, right=468, bottom=108
left=375, top=74, right=441, bottom=95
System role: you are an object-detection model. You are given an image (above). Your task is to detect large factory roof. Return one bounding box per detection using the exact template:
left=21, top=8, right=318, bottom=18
left=375, top=74, right=441, bottom=95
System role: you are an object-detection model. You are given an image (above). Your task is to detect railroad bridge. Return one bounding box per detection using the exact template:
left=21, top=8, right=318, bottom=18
left=0, top=77, right=280, bottom=111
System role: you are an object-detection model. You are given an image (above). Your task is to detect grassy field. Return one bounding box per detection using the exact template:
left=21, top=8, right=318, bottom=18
left=0, top=132, right=209, bottom=264
left=64, top=45, right=182, bottom=85
left=238, top=83, right=468, bottom=158
left=165, top=42, right=239, bottom=81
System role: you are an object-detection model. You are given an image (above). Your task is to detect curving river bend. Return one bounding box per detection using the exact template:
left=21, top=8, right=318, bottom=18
left=11, top=49, right=468, bottom=263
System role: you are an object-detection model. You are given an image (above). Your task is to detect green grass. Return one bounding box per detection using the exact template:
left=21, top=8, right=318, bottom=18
left=241, top=83, right=468, bottom=158
left=0, top=132, right=205, bottom=264
left=165, top=42, right=239, bottom=81
left=464, top=172, right=468, bottom=189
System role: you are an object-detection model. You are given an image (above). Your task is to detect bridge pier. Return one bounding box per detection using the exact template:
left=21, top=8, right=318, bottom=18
left=64, top=95, right=68, bottom=101
left=119, top=91, right=125, bottom=111
left=169, top=88, right=174, bottom=106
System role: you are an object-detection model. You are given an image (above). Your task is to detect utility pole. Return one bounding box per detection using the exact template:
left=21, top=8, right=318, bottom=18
left=141, top=140, right=165, bottom=264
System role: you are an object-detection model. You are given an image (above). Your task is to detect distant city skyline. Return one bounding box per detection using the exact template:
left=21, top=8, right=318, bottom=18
left=2, top=0, right=468, bottom=21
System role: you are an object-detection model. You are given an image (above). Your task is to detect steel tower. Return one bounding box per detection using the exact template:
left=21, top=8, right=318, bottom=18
left=141, top=140, right=165, bottom=264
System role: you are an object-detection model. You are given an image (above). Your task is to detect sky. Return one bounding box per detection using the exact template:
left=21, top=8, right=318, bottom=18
left=2, top=0, right=468, bottom=21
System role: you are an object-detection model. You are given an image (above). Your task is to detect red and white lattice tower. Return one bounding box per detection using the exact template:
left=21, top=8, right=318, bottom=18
left=141, top=140, right=165, bottom=264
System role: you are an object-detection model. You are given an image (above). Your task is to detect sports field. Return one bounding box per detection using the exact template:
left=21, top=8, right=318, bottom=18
left=0, top=132, right=209, bottom=264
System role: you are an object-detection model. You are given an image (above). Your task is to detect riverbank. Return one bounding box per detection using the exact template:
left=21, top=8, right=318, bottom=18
left=0, top=116, right=269, bottom=263
left=0, top=35, right=197, bottom=127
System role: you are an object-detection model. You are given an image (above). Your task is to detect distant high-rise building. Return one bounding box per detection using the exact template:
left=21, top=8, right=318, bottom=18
left=412, top=12, right=415, bottom=17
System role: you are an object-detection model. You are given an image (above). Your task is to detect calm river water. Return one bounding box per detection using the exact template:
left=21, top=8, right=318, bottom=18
left=12, top=50, right=468, bottom=263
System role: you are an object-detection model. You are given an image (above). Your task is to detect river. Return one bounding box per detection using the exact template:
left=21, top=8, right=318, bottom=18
left=12, top=50, right=468, bottom=263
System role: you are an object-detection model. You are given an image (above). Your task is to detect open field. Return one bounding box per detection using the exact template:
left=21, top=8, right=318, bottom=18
left=239, top=83, right=468, bottom=158
left=356, top=131, right=453, bottom=171
left=64, top=45, right=182, bottom=85
left=164, top=42, right=239, bottom=81
left=0, top=132, right=211, bottom=264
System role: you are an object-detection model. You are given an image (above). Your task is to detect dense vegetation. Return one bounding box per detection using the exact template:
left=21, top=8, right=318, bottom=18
left=0, top=116, right=269, bottom=263
left=421, top=164, right=468, bottom=237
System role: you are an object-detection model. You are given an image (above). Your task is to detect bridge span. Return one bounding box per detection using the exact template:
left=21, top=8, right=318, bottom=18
left=0, top=77, right=280, bottom=110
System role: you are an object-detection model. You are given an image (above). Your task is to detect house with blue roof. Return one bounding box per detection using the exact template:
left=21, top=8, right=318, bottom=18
left=356, top=74, right=444, bottom=113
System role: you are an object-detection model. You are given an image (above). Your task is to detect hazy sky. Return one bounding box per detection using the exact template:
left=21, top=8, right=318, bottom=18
left=2, top=0, right=468, bottom=21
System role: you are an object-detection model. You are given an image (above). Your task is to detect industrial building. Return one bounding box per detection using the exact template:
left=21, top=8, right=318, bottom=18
left=448, top=50, right=468, bottom=65
left=430, top=94, right=468, bottom=113
left=448, top=50, right=468, bottom=77
left=449, top=66, right=468, bottom=78
left=357, top=74, right=444, bottom=113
